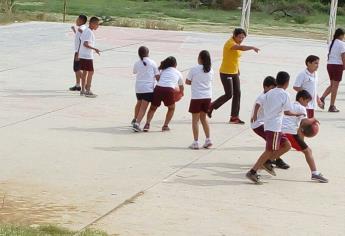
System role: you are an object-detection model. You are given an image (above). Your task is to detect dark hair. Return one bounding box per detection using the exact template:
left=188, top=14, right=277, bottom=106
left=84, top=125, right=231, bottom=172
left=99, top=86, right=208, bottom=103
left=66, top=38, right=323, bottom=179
left=276, top=71, right=290, bottom=86
left=138, top=46, right=149, bottom=66
left=198, top=50, right=211, bottom=73
left=305, top=55, right=319, bottom=66
left=159, top=56, right=177, bottom=70
left=233, top=28, right=247, bottom=37
left=296, top=90, right=312, bottom=101
left=263, top=76, right=276, bottom=88
left=90, top=16, right=100, bottom=24
left=79, top=15, right=87, bottom=24
left=328, top=28, right=345, bottom=59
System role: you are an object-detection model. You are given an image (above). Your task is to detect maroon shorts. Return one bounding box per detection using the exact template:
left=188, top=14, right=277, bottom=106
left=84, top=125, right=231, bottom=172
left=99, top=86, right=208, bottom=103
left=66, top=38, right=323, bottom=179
left=80, top=59, right=94, bottom=72
left=306, top=109, right=314, bottom=118
left=253, top=125, right=266, bottom=140
left=286, top=133, right=308, bottom=151
left=152, top=86, right=175, bottom=107
left=327, top=64, right=343, bottom=82
left=265, top=131, right=288, bottom=151
left=189, top=99, right=211, bottom=113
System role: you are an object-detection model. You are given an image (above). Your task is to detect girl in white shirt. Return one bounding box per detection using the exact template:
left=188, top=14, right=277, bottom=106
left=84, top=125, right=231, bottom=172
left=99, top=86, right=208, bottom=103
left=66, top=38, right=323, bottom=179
left=132, top=46, right=159, bottom=132
left=143, top=56, right=184, bottom=132
left=321, top=28, right=345, bottom=112
left=186, top=50, right=214, bottom=149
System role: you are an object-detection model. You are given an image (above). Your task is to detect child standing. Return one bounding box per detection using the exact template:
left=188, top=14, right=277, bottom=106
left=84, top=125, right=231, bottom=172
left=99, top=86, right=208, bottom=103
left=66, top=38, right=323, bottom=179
left=79, top=16, right=100, bottom=98
left=143, top=56, right=184, bottom=132
left=132, top=46, right=160, bottom=132
left=281, top=90, right=328, bottom=183
left=251, top=76, right=291, bottom=171
left=69, top=15, right=87, bottom=92
left=293, top=55, right=324, bottom=118
left=246, top=72, right=303, bottom=184
left=186, top=50, right=213, bottom=150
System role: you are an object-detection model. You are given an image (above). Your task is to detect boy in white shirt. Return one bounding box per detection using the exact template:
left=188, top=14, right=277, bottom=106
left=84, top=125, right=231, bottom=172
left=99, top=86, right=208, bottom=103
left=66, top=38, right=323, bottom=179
left=69, top=15, right=87, bottom=92
left=293, top=55, right=324, bottom=118
left=281, top=90, right=328, bottom=183
left=79, top=17, right=100, bottom=98
left=247, top=71, right=303, bottom=184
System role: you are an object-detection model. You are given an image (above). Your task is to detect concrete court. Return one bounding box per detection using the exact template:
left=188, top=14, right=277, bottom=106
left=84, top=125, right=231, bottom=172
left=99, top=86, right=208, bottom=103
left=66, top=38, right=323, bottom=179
left=0, top=22, right=344, bottom=235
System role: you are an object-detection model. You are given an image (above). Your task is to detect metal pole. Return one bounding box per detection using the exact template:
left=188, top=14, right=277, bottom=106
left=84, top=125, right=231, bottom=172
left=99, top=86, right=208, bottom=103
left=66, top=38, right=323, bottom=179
left=241, top=0, right=252, bottom=34
left=328, top=0, right=338, bottom=43
left=63, top=0, right=67, bottom=23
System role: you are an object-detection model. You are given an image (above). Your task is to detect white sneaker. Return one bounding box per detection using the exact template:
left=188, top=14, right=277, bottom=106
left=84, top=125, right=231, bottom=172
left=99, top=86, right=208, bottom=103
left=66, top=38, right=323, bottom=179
left=85, top=90, right=97, bottom=98
left=189, top=142, right=199, bottom=150
left=203, top=139, right=213, bottom=149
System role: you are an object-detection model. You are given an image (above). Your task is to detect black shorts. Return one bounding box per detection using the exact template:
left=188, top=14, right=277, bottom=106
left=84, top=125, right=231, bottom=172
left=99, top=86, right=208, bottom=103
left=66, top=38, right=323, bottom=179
left=136, top=92, right=154, bottom=102
left=73, top=53, right=81, bottom=72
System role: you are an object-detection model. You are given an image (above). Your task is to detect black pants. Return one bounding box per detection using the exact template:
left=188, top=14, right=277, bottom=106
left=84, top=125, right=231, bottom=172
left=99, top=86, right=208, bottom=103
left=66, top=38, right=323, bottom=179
left=211, top=73, right=241, bottom=117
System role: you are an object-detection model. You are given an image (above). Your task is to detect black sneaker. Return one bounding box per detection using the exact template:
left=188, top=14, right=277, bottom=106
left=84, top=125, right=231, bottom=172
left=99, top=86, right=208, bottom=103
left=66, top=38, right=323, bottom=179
left=69, top=85, right=81, bottom=91
left=262, top=160, right=276, bottom=176
left=246, top=171, right=262, bottom=184
left=132, top=123, right=141, bottom=132
left=131, top=118, right=136, bottom=126
left=328, top=105, right=340, bottom=113
left=274, top=158, right=290, bottom=169
left=311, top=173, right=328, bottom=183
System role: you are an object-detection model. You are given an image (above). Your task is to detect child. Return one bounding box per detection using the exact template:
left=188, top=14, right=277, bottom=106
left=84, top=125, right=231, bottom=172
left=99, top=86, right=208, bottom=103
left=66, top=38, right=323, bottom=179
left=132, top=46, right=160, bottom=132
left=246, top=71, right=303, bottom=184
left=143, top=56, right=184, bottom=132
left=281, top=90, right=328, bottom=183
left=69, top=15, right=87, bottom=92
left=79, top=16, right=100, bottom=98
left=251, top=76, right=290, bottom=171
left=293, top=55, right=324, bottom=118
left=186, top=50, right=213, bottom=150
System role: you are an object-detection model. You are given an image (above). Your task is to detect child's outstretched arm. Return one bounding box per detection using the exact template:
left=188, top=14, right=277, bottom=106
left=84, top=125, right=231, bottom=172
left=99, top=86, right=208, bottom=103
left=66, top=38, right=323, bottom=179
left=231, top=44, right=259, bottom=53
left=284, top=110, right=305, bottom=117
left=71, top=26, right=76, bottom=34
left=251, top=103, right=260, bottom=123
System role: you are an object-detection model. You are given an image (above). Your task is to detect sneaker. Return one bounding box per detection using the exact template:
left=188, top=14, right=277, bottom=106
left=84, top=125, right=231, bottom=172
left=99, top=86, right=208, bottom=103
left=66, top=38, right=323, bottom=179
left=229, top=117, right=245, bottom=125
left=162, top=125, right=170, bottom=132
left=274, top=158, right=290, bottom=169
left=70, top=85, right=81, bottom=91
left=262, top=160, right=276, bottom=176
left=203, top=139, right=213, bottom=149
left=328, top=105, right=339, bottom=112
left=189, top=142, right=199, bottom=150
left=132, top=123, right=141, bottom=132
left=131, top=118, right=136, bottom=126
left=311, top=173, right=328, bottom=183
left=80, top=91, right=85, bottom=96
left=143, top=123, right=150, bottom=132
left=319, top=97, right=325, bottom=110
left=85, top=91, right=97, bottom=98
left=246, top=171, right=262, bottom=184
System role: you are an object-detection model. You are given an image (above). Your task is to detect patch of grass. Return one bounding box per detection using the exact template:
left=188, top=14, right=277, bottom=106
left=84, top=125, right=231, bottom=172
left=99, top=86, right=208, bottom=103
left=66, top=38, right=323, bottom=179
left=0, top=224, right=108, bottom=236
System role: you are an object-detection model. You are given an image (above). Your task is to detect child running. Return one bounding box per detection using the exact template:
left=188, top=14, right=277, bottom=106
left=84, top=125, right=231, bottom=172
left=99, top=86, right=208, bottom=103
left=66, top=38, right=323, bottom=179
left=186, top=50, right=214, bottom=150
left=251, top=76, right=291, bottom=171
left=246, top=71, right=304, bottom=184
left=293, top=55, right=324, bottom=118
left=132, top=46, right=160, bottom=132
left=281, top=90, right=328, bottom=183
left=143, top=56, right=184, bottom=132
left=79, top=16, right=100, bottom=98
left=69, top=15, right=87, bottom=92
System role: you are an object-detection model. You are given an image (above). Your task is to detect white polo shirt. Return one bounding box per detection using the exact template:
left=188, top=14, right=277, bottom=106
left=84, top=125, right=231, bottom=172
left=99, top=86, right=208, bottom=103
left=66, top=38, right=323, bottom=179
left=282, top=101, right=307, bottom=135
left=157, top=67, right=183, bottom=89
left=186, top=65, right=213, bottom=99
left=263, top=88, right=292, bottom=132
left=328, top=39, right=345, bottom=65
left=79, top=27, right=95, bottom=60
left=251, top=92, right=265, bottom=129
left=74, top=24, right=86, bottom=52
left=294, top=69, right=318, bottom=109
left=133, top=57, right=159, bottom=93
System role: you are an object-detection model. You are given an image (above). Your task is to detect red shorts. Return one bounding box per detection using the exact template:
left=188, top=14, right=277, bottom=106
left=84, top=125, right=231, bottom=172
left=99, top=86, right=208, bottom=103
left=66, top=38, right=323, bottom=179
left=189, top=99, right=211, bottom=113
left=286, top=133, right=308, bottom=151
left=265, top=131, right=288, bottom=151
left=80, top=59, right=94, bottom=72
left=327, top=64, right=343, bottom=82
left=306, top=109, right=314, bottom=118
left=152, top=86, right=175, bottom=107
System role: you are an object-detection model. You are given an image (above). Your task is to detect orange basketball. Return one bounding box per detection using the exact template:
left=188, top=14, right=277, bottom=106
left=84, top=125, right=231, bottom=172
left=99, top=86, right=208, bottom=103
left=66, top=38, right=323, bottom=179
left=300, top=118, right=319, bottom=138
left=174, top=87, right=183, bottom=102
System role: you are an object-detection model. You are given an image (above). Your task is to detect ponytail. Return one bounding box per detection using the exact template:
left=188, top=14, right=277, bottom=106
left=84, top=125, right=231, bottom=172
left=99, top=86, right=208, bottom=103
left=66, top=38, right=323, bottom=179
left=159, top=56, right=177, bottom=70
left=198, top=50, right=211, bottom=73
left=328, top=28, right=345, bottom=60
left=138, top=46, right=149, bottom=66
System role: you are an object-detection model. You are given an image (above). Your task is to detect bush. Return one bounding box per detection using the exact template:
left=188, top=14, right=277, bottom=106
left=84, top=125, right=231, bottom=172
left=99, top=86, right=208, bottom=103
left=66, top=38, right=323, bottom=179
left=222, top=0, right=240, bottom=10
left=293, top=15, right=308, bottom=24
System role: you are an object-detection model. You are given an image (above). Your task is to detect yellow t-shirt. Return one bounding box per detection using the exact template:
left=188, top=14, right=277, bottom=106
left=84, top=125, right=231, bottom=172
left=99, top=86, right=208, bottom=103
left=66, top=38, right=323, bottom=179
left=219, top=38, right=241, bottom=74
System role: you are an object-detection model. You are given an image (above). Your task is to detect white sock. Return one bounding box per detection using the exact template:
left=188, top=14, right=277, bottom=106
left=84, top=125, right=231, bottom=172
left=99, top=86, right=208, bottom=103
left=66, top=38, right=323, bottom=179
left=75, top=83, right=80, bottom=87
left=193, top=140, right=198, bottom=144
left=205, top=138, right=211, bottom=142
left=312, top=171, right=320, bottom=175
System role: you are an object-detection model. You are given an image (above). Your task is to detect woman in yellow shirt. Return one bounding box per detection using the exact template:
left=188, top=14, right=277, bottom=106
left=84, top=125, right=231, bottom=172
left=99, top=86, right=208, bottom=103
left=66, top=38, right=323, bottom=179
left=208, top=28, right=259, bottom=124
